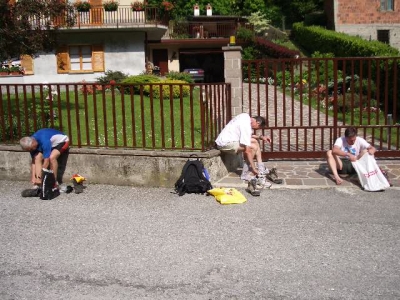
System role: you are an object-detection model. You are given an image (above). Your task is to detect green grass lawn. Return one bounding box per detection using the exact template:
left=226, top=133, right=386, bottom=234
left=1, top=86, right=214, bottom=150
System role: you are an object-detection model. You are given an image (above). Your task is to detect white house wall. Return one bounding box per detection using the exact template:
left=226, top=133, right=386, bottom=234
left=0, top=31, right=146, bottom=84
left=336, top=24, right=400, bottom=50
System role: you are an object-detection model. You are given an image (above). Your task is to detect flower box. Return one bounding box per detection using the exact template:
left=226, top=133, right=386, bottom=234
left=74, top=1, right=91, bottom=12
left=131, top=1, right=144, bottom=11
left=0, top=66, right=9, bottom=75
left=9, top=65, right=22, bottom=75
left=103, top=0, right=118, bottom=11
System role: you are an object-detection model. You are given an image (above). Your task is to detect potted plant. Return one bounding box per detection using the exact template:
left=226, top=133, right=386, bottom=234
left=0, top=65, right=9, bottom=75
left=74, top=0, right=91, bottom=12
left=9, top=65, right=21, bottom=75
left=103, top=0, right=118, bottom=11
left=131, top=1, right=144, bottom=11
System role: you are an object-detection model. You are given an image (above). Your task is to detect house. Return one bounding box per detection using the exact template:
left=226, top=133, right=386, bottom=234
left=0, top=1, right=251, bottom=84
left=0, top=0, right=167, bottom=84
left=147, top=12, right=251, bottom=83
left=324, top=0, right=400, bottom=49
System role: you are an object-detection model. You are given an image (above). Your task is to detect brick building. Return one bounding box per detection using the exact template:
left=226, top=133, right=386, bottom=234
left=325, top=0, right=400, bottom=49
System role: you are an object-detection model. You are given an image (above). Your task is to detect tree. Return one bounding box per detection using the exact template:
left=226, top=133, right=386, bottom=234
left=0, top=0, right=74, bottom=63
left=270, top=0, right=324, bottom=25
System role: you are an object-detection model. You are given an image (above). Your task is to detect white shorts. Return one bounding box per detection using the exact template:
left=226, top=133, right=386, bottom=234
left=217, top=141, right=240, bottom=153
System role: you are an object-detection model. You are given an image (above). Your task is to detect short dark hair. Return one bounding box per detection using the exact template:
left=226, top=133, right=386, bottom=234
left=253, top=116, right=266, bottom=127
left=344, top=127, right=357, bottom=138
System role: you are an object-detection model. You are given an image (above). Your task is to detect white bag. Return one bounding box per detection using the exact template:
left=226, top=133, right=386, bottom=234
left=351, top=153, right=390, bottom=191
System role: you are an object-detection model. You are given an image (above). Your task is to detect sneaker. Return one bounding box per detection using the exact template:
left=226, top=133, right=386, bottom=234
left=266, top=168, right=283, bottom=184
left=256, top=175, right=272, bottom=189
left=72, top=179, right=84, bottom=194
left=21, top=188, right=41, bottom=197
left=257, top=163, right=268, bottom=175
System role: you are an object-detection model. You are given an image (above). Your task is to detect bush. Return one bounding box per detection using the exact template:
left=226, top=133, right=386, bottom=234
left=120, top=74, right=161, bottom=94
left=254, top=37, right=300, bottom=58
left=292, top=22, right=400, bottom=57
left=166, top=71, right=194, bottom=83
left=236, top=27, right=255, bottom=43
left=142, top=79, right=190, bottom=99
left=96, top=70, right=128, bottom=84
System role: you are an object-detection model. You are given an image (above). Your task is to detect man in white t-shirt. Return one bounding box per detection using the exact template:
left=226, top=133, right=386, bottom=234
left=326, top=127, right=376, bottom=185
left=215, top=113, right=271, bottom=180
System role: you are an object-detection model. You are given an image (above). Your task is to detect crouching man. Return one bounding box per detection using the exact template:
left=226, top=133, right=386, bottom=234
left=215, top=113, right=271, bottom=180
left=20, top=128, right=70, bottom=189
left=326, top=127, right=376, bottom=185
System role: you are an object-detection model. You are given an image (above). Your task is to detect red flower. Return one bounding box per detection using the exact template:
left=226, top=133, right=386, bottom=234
left=161, top=1, right=173, bottom=11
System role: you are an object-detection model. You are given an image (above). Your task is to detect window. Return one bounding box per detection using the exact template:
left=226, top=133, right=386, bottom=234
left=381, top=0, right=394, bottom=11
left=56, top=45, right=104, bottom=73
left=377, top=30, right=390, bottom=44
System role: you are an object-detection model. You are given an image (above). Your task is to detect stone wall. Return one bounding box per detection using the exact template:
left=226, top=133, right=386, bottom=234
left=0, top=145, right=241, bottom=187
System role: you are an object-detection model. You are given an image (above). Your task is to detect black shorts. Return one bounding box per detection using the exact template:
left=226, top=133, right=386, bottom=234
left=53, top=141, right=70, bottom=154
left=338, top=158, right=356, bottom=175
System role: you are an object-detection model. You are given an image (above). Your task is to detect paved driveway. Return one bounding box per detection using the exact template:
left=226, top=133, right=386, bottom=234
left=1, top=181, right=399, bottom=299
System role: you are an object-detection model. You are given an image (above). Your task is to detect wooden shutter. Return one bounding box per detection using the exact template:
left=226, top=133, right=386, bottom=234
left=20, top=55, right=34, bottom=75
left=56, top=46, right=70, bottom=73
left=92, top=45, right=105, bottom=72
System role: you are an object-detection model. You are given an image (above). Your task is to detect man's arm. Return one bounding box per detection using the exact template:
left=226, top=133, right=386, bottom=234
left=42, top=158, right=50, bottom=170
left=331, top=145, right=357, bottom=161
left=252, top=134, right=271, bottom=143
left=367, top=145, right=376, bottom=155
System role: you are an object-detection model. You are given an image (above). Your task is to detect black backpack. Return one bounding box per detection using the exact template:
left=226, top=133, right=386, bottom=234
left=40, top=169, right=60, bottom=200
left=175, top=157, right=213, bottom=196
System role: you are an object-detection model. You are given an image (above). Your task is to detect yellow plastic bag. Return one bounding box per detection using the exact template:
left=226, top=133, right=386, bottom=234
left=208, top=188, right=247, bottom=205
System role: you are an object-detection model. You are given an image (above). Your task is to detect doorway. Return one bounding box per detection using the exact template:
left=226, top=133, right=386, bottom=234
left=179, top=50, right=224, bottom=83
left=152, top=49, right=168, bottom=75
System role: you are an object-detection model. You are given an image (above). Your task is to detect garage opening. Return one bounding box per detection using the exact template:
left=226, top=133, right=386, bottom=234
left=179, top=49, right=224, bottom=83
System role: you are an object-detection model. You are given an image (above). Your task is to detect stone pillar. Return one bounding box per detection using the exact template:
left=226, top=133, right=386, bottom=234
left=223, top=45, right=242, bottom=117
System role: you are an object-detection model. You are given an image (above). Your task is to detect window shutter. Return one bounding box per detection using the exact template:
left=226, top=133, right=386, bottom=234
left=92, top=45, right=105, bottom=72
left=20, top=55, right=34, bottom=75
left=56, top=46, right=70, bottom=73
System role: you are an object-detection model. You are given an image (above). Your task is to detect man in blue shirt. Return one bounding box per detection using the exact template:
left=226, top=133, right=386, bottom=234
left=20, top=128, right=70, bottom=188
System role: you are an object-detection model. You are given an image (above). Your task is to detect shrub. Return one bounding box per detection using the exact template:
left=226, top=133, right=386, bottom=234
left=236, top=27, right=255, bottom=43
left=120, top=74, right=161, bottom=94
left=254, top=37, right=300, bottom=58
left=165, top=71, right=194, bottom=83
left=142, top=79, right=190, bottom=99
left=96, top=70, right=128, bottom=84
left=292, top=22, right=400, bottom=57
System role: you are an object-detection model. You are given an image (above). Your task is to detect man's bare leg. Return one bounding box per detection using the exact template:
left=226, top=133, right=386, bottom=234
left=49, top=149, right=61, bottom=185
left=326, top=150, right=343, bottom=185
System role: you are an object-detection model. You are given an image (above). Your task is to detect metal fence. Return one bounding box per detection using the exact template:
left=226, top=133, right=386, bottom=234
left=243, top=57, right=400, bottom=158
left=0, top=82, right=231, bottom=151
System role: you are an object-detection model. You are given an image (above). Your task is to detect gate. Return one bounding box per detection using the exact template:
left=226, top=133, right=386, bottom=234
left=242, top=57, right=400, bottom=159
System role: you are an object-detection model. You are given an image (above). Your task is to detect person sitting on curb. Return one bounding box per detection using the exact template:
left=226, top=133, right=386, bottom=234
left=326, top=126, right=376, bottom=185
left=20, top=128, right=70, bottom=189
left=215, top=113, right=271, bottom=180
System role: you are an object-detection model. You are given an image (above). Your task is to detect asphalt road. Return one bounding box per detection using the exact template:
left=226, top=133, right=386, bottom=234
left=1, top=181, right=399, bottom=300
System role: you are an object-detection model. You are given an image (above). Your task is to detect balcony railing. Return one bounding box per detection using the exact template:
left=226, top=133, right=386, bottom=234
left=166, top=21, right=254, bottom=39
left=30, top=6, right=163, bottom=29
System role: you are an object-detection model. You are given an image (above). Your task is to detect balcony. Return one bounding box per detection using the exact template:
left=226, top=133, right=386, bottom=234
left=164, top=17, right=254, bottom=40
left=31, top=6, right=164, bottom=29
